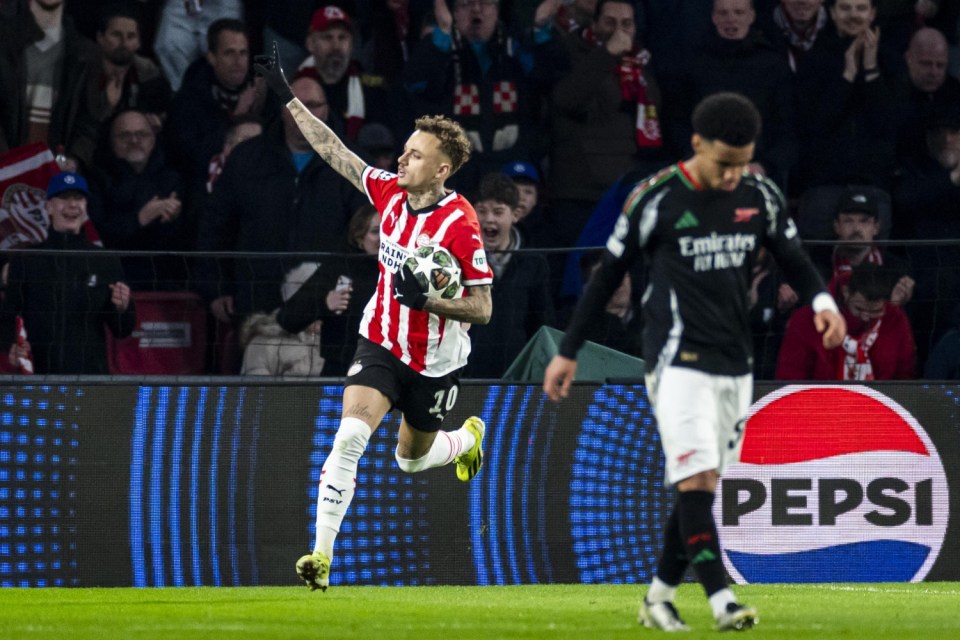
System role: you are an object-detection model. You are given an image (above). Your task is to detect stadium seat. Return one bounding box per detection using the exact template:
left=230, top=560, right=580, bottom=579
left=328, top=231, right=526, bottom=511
left=105, top=291, right=208, bottom=375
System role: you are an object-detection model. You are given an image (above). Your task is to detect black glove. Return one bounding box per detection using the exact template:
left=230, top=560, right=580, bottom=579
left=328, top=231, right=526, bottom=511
left=393, top=264, right=428, bottom=311
left=253, top=41, right=293, bottom=103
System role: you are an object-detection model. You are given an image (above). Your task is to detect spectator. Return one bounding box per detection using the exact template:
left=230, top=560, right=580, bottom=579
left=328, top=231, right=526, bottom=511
left=759, top=0, right=829, bottom=71
left=276, top=204, right=383, bottom=376
left=0, top=171, right=136, bottom=374
left=165, top=18, right=268, bottom=190
left=404, top=0, right=568, bottom=192
left=793, top=0, right=902, bottom=192
left=206, top=114, right=264, bottom=193
left=894, top=27, right=960, bottom=161
left=549, top=0, right=662, bottom=247
left=79, top=3, right=172, bottom=160
left=356, top=122, right=398, bottom=169
left=0, top=0, right=97, bottom=166
left=195, top=75, right=366, bottom=329
left=502, top=160, right=555, bottom=247
left=776, top=262, right=916, bottom=380
left=153, top=0, right=244, bottom=91
left=891, top=102, right=960, bottom=359
left=819, top=186, right=914, bottom=305
left=892, top=102, right=960, bottom=240
left=89, top=109, right=189, bottom=290
left=239, top=261, right=351, bottom=377
left=462, top=172, right=555, bottom=377
left=298, top=5, right=392, bottom=140
left=671, top=0, right=798, bottom=189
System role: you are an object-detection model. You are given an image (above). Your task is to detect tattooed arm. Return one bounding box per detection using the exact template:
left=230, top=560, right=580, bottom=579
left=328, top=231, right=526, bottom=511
left=286, top=98, right=368, bottom=193
left=422, top=285, right=492, bottom=324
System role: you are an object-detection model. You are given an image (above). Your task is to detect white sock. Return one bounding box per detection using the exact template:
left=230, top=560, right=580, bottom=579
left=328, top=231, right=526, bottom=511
left=426, top=428, right=474, bottom=468
left=709, top=588, right=736, bottom=619
left=397, top=428, right=475, bottom=472
left=313, top=417, right=371, bottom=557
left=396, top=428, right=476, bottom=473
left=647, top=576, right=678, bottom=603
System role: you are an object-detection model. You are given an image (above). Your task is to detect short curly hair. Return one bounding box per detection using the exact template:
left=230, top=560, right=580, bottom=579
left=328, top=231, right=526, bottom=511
left=692, top=92, right=761, bottom=147
left=414, top=115, right=472, bottom=176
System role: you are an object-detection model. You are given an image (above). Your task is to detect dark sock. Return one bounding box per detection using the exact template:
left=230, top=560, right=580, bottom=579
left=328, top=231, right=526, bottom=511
left=655, top=504, right=688, bottom=586
left=677, top=490, right=727, bottom=597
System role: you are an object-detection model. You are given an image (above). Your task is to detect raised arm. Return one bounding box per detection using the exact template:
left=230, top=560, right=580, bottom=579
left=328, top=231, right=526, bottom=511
left=254, top=42, right=368, bottom=193
left=286, top=99, right=367, bottom=192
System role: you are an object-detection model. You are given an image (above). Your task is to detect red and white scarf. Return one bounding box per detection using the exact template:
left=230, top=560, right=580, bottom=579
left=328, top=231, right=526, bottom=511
left=297, top=59, right=366, bottom=140
left=839, top=318, right=881, bottom=380
left=618, top=48, right=661, bottom=148
left=582, top=30, right=661, bottom=149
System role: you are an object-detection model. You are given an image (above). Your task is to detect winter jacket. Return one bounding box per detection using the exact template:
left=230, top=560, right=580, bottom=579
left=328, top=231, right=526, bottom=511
left=0, top=229, right=136, bottom=374
left=239, top=310, right=325, bottom=377
left=194, top=121, right=367, bottom=315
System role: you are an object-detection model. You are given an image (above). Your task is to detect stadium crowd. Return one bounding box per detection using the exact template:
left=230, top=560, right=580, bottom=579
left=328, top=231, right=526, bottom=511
left=1, top=0, right=959, bottom=379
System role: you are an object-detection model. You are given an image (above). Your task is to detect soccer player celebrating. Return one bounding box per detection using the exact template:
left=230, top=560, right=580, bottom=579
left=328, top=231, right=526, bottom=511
left=543, top=92, right=846, bottom=631
left=256, top=44, right=493, bottom=592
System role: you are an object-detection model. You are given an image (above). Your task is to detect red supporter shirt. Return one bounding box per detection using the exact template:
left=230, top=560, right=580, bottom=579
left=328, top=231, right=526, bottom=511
left=775, top=302, right=917, bottom=381
left=359, top=166, right=493, bottom=376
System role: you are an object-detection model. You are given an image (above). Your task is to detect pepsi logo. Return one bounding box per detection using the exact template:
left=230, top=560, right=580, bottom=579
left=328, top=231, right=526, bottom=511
left=716, top=385, right=948, bottom=583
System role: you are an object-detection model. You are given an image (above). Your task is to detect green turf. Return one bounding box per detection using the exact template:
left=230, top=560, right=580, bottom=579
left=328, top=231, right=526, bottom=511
left=1, top=583, right=959, bottom=639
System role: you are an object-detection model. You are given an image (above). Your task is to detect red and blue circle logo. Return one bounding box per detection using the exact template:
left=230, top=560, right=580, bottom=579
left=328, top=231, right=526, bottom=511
left=716, top=385, right=949, bottom=583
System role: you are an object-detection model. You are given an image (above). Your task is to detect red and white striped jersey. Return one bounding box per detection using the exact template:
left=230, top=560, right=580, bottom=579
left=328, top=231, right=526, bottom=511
left=359, top=166, right=493, bottom=376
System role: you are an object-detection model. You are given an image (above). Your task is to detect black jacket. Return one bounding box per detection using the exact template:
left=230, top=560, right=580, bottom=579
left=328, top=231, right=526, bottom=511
left=89, top=147, right=189, bottom=289
left=0, top=11, right=98, bottom=158
left=676, top=29, right=798, bottom=189
left=0, top=230, right=136, bottom=374
left=794, top=28, right=902, bottom=191
left=194, top=122, right=367, bottom=315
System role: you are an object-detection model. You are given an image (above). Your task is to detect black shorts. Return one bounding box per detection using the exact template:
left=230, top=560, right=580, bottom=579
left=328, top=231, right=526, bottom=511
left=345, top=337, right=461, bottom=433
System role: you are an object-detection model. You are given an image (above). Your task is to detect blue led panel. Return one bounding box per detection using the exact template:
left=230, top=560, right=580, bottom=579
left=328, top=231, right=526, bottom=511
left=569, top=386, right=668, bottom=584
left=0, top=386, right=80, bottom=587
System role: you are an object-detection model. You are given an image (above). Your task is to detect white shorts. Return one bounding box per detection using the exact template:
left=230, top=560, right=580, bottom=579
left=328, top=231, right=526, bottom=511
left=645, top=366, right=753, bottom=485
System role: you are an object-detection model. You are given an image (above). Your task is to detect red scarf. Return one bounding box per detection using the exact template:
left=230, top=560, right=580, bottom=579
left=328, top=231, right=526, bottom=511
left=828, top=246, right=883, bottom=296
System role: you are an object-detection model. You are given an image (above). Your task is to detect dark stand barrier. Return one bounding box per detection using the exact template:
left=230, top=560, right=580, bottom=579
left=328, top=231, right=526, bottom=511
left=1, top=381, right=958, bottom=587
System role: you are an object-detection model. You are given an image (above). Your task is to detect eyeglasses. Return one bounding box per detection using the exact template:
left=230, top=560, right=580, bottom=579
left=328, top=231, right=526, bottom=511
left=454, top=0, right=497, bottom=9
left=114, top=130, right=154, bottom=142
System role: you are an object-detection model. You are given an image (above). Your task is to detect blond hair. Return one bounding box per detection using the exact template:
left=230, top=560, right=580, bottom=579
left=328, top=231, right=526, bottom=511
left=414, top=115, right=472, bottom=175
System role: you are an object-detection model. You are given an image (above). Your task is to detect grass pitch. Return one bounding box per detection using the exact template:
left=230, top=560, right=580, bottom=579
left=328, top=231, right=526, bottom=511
left=1, top=583, right=959, bottom=639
